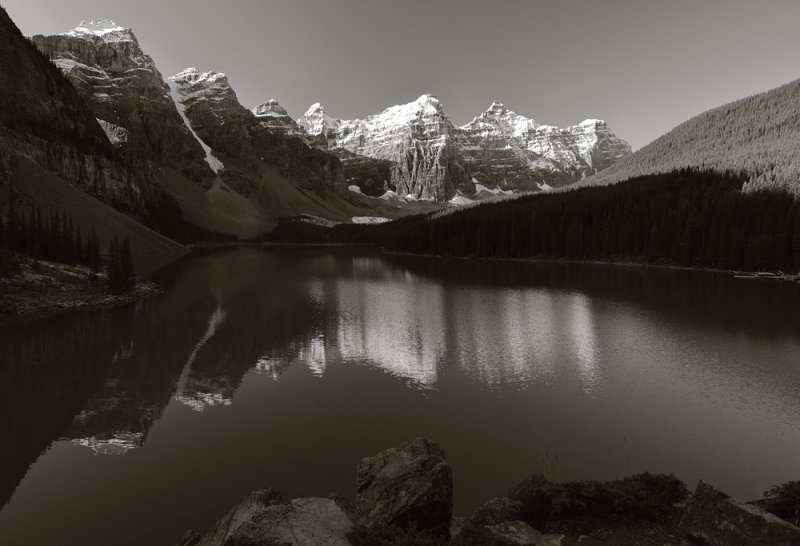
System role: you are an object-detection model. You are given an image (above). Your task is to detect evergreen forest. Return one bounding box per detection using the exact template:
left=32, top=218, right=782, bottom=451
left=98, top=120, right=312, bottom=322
left=270, top=169, right=800, bottom=273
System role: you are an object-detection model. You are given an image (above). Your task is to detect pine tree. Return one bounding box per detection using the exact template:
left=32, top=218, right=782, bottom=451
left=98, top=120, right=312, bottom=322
left=107, top=237, right=120, bottom=292
left=119, top=237, right=134, bottom=292
left=74, top=224, right=84, bottom=265
left=86, top=226, right=101, bottom=273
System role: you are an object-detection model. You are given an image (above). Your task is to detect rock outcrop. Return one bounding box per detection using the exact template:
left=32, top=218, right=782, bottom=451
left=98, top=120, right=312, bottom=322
left=179, top=489, right=353, bottom=546
left=355, top=437, right=454, bottom=536
left=679, top=480, right=800, bottom=545
left=253, top=98, right=303, bottom=136
left=175, top=439, right=800, bottom=546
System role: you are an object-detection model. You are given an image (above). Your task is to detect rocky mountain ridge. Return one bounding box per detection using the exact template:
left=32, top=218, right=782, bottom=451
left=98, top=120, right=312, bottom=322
left=31, top=19, right=215, bottom=187
left=294, top=94, right=631, bottom=200
left=8, top=12, right=631, bottom=238
left=299, top=94, right=474, bottom=200
left=26, top=19, right=382, bottom=237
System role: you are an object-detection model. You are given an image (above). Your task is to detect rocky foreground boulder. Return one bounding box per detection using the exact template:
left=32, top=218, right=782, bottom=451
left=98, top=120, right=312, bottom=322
left=178, top=489, right=352, bottom=546
left=679, top=480, right=800, bottom=546
left=178, top=438, right=453, bottom=545
left=356, top=437, right=453, bottom=536
left=177, top=440, right=800, bottom=546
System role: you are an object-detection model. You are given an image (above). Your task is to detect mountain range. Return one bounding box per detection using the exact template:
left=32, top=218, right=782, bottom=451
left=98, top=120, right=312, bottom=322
left=0, top=15, right=631, bottom=243
left=5, top=11, right=798, bottom=262
left=258, top=94, right=631, bottom=200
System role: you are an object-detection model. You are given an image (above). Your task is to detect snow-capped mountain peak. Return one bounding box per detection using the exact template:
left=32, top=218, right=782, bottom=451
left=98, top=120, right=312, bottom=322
left=415, top=93, right=442, bottom=108
left=486, top=100, right=507, bottom=113
left=298, top=102, right=341, bottom=135
left=461, top=101, right=539, bottom=138
left=252, top=98, right=301, bottom=135
left=64, top=19, right=133, bottom=41
left=170, top=67, right=227, bottom=86
left=253, top=98, right=288, bottom=117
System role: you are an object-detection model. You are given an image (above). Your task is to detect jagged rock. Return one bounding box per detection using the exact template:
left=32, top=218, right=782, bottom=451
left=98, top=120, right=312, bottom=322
left=0, top=12, right=183, bottom=221
left=485, top=520, right=565, bottom=545
left=28, top=21, right=354, bottom=238
left=298, top=96, right=630, bottom=201
left=331, top=148, right=394, bottom=197
left=185, top=489, right=353, bottom=546
left=679, top=480, right=800, bottom=545
left=356, top=437, right=453, bottom=536
left=31, top=21, right=214, bottom=186
left=456, top=102, right=631, bottom=192
left=169, top=68, right=348, bottom=197
left=299, top=95, right=474, bottom=201
left=253, top=99, right=302, bottom=136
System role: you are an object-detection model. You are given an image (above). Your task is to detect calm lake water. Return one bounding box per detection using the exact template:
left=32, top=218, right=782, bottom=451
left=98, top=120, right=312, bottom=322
left=1, top=247, right=799, bottom=545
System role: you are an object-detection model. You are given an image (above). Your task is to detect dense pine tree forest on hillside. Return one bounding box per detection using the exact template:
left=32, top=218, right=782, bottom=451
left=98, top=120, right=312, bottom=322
left=269, top=169, right=800, bottom=273
left=586, top=80, right=800, bottom=194
left=1, top=197, right=134, bottom=292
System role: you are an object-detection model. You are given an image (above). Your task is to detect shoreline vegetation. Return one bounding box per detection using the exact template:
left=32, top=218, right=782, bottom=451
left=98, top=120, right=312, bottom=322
left=4, top=167, right=800, bottom=323
left=265, top=170, right=800, bottom=275
left=0, top=256, right=162, bottom=324
left=5, top=239, right=800, bottom=324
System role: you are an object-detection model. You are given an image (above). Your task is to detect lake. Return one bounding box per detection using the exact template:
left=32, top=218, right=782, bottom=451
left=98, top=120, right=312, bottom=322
left=1, top=247, right=799, bottom=545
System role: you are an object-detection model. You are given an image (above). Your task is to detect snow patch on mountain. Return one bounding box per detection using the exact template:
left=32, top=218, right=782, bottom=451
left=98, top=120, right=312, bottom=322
left=166, top=77, right=224, bottom=174
left=352, top=216, right=390, bottom=224
left=96, top=118, right=129, bottom=145
left=64, top=19, right=134, bottom=42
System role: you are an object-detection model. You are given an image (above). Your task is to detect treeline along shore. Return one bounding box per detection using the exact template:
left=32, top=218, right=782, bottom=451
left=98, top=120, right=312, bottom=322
left=268, top=169, right=800, bottom=275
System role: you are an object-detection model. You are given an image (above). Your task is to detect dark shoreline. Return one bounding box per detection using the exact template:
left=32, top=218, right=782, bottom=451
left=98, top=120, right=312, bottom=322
left=4, top=241, right=796, bottom=325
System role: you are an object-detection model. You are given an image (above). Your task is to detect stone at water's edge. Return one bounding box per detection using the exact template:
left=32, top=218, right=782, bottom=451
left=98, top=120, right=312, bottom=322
left=472, top=496, right=525, bottom=526
left=679, top=480, right=800, bottom=545
left=182, top=489, right=353, bottom=546
left=356, top=437, right=453, bottom=536
left=485, top=520, right=565, bottom=546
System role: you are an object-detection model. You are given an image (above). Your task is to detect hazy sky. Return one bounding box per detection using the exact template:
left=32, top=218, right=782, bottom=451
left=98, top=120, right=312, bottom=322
left=5, top=0, right=800, bottom=149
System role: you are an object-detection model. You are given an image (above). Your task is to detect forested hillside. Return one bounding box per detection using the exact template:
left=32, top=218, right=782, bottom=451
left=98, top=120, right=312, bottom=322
left=583, top=79, right=800, bottom=194
left=270, top=170, right=800, bottom=273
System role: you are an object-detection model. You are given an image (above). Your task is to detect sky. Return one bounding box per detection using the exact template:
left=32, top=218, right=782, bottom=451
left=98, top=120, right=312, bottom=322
left=5, top=0, right=800, bottom=150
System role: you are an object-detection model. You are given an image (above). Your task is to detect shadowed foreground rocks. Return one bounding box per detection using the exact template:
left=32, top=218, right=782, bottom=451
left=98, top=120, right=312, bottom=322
left=356, top=437, right=453, bottom=536
left=178, top=489, right=353, bottom=546
left=679, top=480, right=800, bottom=545
left=178, top=439, right=800, bottom=546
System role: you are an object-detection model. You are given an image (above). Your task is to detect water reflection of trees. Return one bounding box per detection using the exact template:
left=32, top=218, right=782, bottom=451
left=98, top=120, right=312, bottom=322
left=5, top=248, right=800, bottom=512
left=380, top=256, right=800, bottom=336
left=0, top=310, right=123, bottom=508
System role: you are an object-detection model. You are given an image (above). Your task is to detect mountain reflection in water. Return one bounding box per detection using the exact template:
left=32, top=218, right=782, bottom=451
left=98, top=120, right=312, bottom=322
left=1, top=247, right=799, bottom=546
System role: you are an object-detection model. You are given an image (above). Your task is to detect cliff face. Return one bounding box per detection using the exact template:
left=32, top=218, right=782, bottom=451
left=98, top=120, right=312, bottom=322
left=30, top=20, right=214, bottom=187
left=457, top=102, right=632, bottom=191
left=299, top=95, right=474, bottom=201
left=168, top=68, right=347, bottom=197
left=298, top=96, right=630, bottom=201
left=0, top=13, right=178, bottom=218
left=252, top=99, right=302, bottom=137
left=23, top=19, right=356, bottom=236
